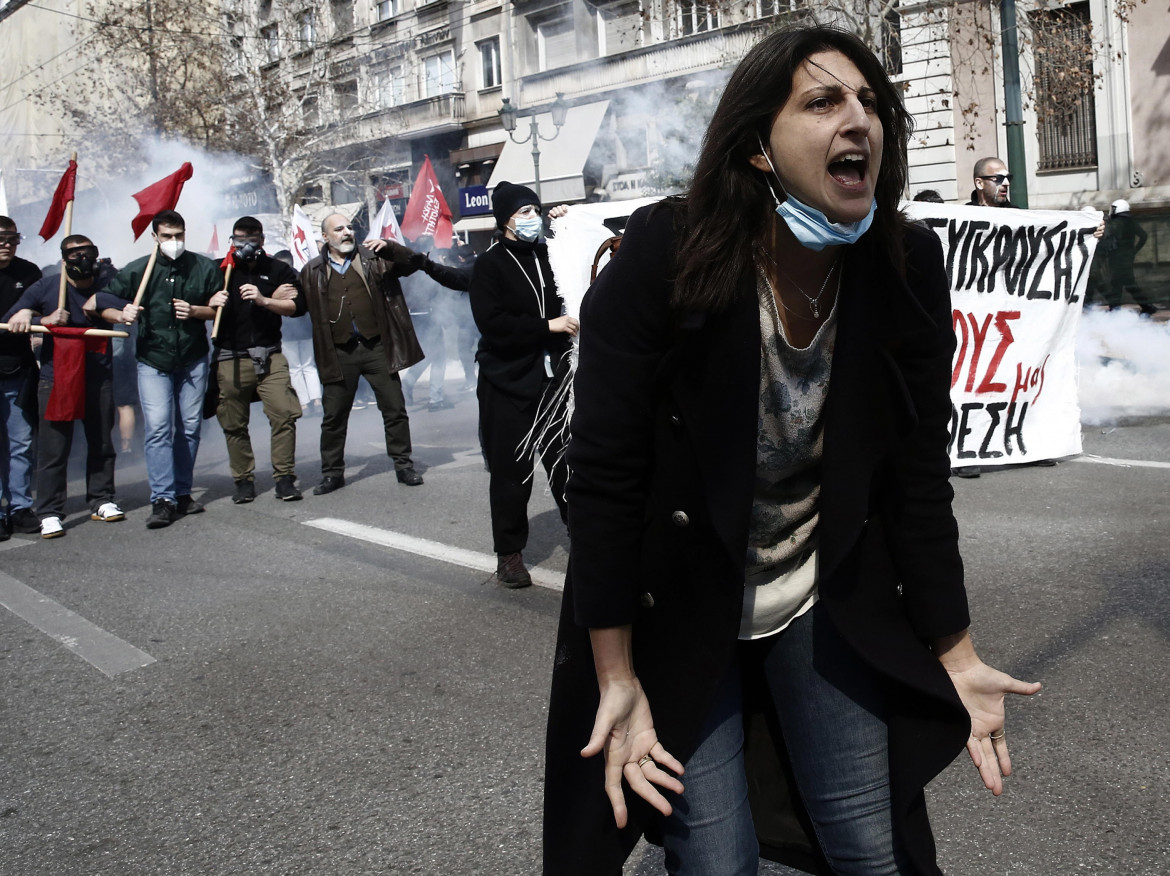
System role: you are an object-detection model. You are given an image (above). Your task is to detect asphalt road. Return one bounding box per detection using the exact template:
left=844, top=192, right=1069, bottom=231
left=1, top=379, right=1167, bottom=876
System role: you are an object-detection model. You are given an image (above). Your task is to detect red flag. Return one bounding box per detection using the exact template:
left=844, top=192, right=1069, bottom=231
left=38, top=159, right=78, bottom=241
left=220, top=249, right=235, bottom=270
left=207, top=225, right=220, bottom=256
left=130, top=162, right=193, bottom=240
left=401, top=156, right=453, bottom=248
left=44, top=327, right=107, bottom=421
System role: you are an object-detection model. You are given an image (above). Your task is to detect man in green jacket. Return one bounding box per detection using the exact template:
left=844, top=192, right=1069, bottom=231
left=93, top=210, right=220, bottom=529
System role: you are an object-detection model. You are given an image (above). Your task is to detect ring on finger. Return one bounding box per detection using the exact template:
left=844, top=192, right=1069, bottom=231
left=637, top=754, right=654, bottom=767
left=989, top=731, right=1005, bottom=740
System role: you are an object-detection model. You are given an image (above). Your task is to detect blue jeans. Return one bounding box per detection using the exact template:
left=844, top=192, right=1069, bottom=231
left=137, top=358, right=208, bottom=504
left=662, top=604, right=911, bottom=876
left=1, top=373, right=36, bottom=516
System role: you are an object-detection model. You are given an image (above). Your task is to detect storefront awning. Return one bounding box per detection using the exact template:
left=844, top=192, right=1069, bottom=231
left=452, top=214, right=498, bottom=234
left=487, top=101, right=609, bottom=205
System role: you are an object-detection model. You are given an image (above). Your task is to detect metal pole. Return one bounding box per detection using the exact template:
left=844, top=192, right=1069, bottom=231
left=529, top=115, right=542, bottom=203
left=1000, top=0, right=1028, bottom=207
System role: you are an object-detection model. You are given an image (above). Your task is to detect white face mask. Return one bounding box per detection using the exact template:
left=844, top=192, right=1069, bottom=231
left=159, top=239, right=185, bottom=260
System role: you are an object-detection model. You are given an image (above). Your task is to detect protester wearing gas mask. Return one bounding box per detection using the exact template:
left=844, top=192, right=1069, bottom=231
left=468, top=181, right=575, bottom=588
left=92, top=210, right=221, bottom=529
left=4, top=235, right=124, bottom=538
left=206, top=216, right=307, bottom=504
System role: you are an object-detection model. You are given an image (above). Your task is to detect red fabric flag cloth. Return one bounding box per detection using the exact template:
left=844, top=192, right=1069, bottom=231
left=130, top=162, right=193, bottom=240
left=38, top=159, right=78, bottom=241
left=401, top=156, right=453, bottom=247
left=207, top=225, right=220, bottom=256
left=44, top=327, right=108, bottom=422
left=220, top=249, right=235, bottom=270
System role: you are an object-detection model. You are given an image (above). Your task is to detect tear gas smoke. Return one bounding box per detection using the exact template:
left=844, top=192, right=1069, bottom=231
left=1077, top=308, right=1170, bottom=425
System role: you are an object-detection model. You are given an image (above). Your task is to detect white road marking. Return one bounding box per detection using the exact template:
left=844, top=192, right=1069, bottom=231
left=1074, top=454, right=1170, bottom=470
left=0, top=572, right=157, bottom=677
left=303, top=517, right=566, bottom=591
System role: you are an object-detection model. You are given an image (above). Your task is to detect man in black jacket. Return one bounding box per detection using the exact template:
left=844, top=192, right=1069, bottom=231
left=207, top=217, right=307, bottom=503
left=0, top=216, right=42, bottom=539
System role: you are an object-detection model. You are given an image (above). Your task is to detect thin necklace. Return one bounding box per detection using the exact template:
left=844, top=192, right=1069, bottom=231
left=760, top=265, right=841, bottom=325
left=758, top=247, right=840, bottom=319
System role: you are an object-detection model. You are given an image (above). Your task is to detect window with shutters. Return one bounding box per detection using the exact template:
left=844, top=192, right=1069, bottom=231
left=537, top=17, right=575, bottom=71
left=597, top=2, right=643, bottom=55
left=478, top=37, right=502, bottom=89
left=1031, top=2, right=1097, bottom=171
left=423, top=50, right=457, bottom=97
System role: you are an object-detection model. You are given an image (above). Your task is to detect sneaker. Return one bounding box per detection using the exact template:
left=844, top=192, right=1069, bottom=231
left=177, top=494, right=205, bottom=515
left=40, top=516, right=65, bottom=539
left=274, top=475, right=303, bottom=501
left=146, top=500, right=177, bottom=529
left=10, top=507, right=41, bottom=534
left=232, top=480, right=256, bottom=504
left=427, top=399, right=455, bottom=412
left=91, top=502, right=126, bottom=522
left=496, top=552, right=532, bottom=589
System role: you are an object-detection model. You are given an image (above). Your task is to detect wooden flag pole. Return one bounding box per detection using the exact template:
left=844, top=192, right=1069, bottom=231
left=211, top=263, right=233, bottom=341
left=132, top=241, right=159, bottom=308
left=0, top=324, right=128, bottom=338
left=56, top=151, right=79, bottom=312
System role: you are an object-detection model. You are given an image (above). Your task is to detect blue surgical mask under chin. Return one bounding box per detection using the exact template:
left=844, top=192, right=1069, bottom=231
left=774, top=192, right=877, bottom=252
left=512, top=215, right=543, bottom=242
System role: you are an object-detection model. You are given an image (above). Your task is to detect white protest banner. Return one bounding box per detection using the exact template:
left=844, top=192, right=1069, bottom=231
left=903, top=203, right=1102, bottom=467
left=290, top=204, right=320, bottom=271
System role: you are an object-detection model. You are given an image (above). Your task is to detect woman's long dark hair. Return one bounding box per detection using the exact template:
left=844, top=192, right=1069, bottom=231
left=673, top=25, right=914, bottom=311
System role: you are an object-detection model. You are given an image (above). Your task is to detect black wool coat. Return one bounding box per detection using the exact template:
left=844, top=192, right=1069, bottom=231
left=544, top=202, right=973, bottom=875
left=469, top=235, right=572, bottom=407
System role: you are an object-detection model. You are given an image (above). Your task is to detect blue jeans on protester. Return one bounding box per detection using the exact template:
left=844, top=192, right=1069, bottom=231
left=662, top=602, right=912, bottom=876
left=1, top=373, right=36, bottom=517
left=137, top=358, right=208, bottom=504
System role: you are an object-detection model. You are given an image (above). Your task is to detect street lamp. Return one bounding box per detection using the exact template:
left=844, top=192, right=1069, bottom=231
left=498, top=92, right=569, bottom=203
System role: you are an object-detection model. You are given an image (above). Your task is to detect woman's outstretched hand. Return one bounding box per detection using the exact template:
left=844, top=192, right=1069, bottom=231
left=935, top=630, right=1042, bottom=796
left=581, top=677, right=685, bottom=828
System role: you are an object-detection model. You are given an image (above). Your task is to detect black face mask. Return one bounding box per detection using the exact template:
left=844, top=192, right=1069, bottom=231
left=64, top=248, right=98, bottom=280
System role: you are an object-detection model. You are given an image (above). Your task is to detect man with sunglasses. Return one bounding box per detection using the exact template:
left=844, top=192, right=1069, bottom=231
left=0, top=217, right=42, bottom=540
left=967, top=157, right=1017, bottom=208
left=4, top=235, right=124, bottom=537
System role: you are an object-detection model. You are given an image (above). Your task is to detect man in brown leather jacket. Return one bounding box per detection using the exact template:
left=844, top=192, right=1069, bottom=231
left=299, top=213, right=442, bottom=493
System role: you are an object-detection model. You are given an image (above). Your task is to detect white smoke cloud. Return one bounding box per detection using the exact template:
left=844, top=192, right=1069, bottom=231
left=1077, top=308, right=1170, bottom=424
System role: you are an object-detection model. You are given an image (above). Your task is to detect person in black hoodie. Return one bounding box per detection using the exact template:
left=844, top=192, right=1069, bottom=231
left=470, top=182, right=577, bottom=587
left=207, top=216, right=308, bottom=503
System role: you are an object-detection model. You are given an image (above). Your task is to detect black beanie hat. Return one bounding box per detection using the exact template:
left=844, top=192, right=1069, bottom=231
left=491, top=181, right=540, bottom=231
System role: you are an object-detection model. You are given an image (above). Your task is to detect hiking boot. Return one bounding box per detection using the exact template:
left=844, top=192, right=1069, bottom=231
left=232, top=480, right=256, bottom=504
left=396, top=467, right=424, bottom=486
left=91, top=502, right=126, bottom=522
left=313, top=475, right=345, bottom=495
left=40, top=516, right=65, bottom=539
left=177, top=494, right=205, bottom=515
left=10, top=507, right=41, bottom=534
left=274, top=475, right=303, bottom=501
left=146, top=500, right=177, bottom=529
left=496, top=552, right=532, bottom=589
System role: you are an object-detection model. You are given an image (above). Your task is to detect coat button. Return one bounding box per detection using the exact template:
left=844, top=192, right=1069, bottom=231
left=671, top=510, right=689, bottom=527
left=640, top=592, right=655, bottom=608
